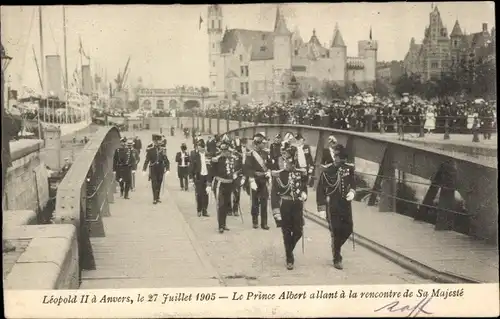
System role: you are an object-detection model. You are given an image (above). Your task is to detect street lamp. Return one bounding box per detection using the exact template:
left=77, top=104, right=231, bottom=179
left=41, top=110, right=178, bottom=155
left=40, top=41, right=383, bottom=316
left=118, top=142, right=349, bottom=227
left=2, top=43, right=16, bottom=253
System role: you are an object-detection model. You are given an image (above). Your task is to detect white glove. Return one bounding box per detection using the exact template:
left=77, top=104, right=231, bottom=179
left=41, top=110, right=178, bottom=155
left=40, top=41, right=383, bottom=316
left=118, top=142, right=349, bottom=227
left=250, top=180, right=258, bottom=191
left=240, top=178, right=245, bottom=187
left=132, top=170, right=136, bottom=174
left=299, top=192, right=308, bottom=201
left=205, top=186, right=211, bottom=194
left=265, top=171, right=271, bottom=179
left=308, top=167, right=313, bottom=174
left=346, top=190, right=355, bottom=201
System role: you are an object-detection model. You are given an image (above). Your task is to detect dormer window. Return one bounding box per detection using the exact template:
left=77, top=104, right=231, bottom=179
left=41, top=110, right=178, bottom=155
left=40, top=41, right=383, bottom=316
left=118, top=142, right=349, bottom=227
left=260, top=46, right=266, bottom=52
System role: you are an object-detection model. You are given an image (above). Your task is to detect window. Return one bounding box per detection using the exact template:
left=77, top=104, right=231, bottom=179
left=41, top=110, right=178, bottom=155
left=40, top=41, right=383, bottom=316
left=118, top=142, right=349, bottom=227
left=212, top=43, right=215, bottom=49
left=218, top=20, right=221, bottom=29
left=239, top=55, right=243, bottom=62
left=240, top=83, right=245, bottom=95
left=260, top=46, right=266, bottom=52
left=431, top=62, right=438, bottom=69
left=294, top=49, right=299, bottom=56
left=245, top=82, right=249, bottom=95
left=245, top=66, right=249, bottom=77
left=212, top=61, right=215, bottom=67
left=240, top=66, right=245, bottom=76
left=211, top=20, right=214, bottom=29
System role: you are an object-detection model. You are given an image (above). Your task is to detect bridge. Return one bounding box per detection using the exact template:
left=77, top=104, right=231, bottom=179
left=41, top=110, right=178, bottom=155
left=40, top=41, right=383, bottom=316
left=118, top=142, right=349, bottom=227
left=3, top=115, right=498, bottom=292
left=137, top=88, right=213, bottom=111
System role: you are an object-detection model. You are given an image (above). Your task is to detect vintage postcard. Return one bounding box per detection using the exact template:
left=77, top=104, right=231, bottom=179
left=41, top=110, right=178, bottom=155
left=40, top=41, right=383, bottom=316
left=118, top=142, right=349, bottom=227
left=2, top=2, right=498, bottom=318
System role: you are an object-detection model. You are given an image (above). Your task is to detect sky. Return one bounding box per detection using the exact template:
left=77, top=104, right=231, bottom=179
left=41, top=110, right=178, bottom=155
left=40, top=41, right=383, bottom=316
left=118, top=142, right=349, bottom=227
left=1, top=2, right=495, bottom=92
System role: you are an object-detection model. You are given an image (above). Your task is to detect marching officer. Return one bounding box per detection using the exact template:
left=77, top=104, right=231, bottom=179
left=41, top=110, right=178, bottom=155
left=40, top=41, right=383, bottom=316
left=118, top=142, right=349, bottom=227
left=127, top=139, right=140, bottom=191
left=271, top=142, right=308, bottom=270
left=212, top=140, right=237, bottom=233
left=142, top=134, right=170, bottom=204
left=316, top=144, right=356, bottom=270
left=113, top=137, right=136, bottom=199
left=189, top=139, right=211, bottom=217
left=175, top=143, right=190, bottom=191
left=269, top=133, right=283, bottom=170
left=245, top=133, right=272, bottom=230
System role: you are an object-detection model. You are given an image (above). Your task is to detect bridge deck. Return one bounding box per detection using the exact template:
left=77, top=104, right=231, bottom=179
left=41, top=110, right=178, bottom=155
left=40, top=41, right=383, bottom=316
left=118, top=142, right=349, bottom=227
left=80, top=130, right=498, bottom=288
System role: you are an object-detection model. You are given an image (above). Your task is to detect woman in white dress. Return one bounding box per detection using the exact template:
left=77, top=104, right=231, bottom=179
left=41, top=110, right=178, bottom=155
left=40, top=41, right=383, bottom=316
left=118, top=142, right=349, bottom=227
left=466, top=108, right=476, bottom=130
left=424, top=105, right=436, bottom=133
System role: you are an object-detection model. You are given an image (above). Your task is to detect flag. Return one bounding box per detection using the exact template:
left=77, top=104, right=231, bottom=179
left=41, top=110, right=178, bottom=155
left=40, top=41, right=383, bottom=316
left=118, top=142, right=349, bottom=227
left=369, top=27, right=372, bottom=40
left=199, top=15, right=203, bottom=30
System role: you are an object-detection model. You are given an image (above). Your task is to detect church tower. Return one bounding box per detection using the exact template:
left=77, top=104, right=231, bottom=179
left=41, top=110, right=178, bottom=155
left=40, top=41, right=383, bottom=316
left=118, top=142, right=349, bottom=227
left=362, top=27, right=378, bottom=88
left=207, top=5, right=223, bottom=96
left=272, top=5, right=292, bottom=101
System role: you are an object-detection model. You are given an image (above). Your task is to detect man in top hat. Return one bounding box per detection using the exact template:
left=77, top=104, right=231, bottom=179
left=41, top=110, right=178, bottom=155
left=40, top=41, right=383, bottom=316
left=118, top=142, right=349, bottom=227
left=113, top=137, right=136, bottom=199
left=189, top=138, right=211, bottom=217
left=245, top=132, right=273, bottom=230
left=316, top=144, right=356, bottom=270
left=175, top=143, right=190, bottom=191
left=127, top=139, right=140, bottom=191
left=211, top=139, right=238, bottom=233
left=269, top=133, right=283, bottom=170
left=294, top=133, right=314, bottom=186
left=142, top=134, right=170, bottom=204
left=321, top=134, right=339, bottom=166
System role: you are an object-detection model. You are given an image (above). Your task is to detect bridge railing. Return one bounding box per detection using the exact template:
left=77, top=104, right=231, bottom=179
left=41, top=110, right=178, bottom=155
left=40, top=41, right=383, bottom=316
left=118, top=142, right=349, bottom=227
left=190, top=114, right=498, bottom=246
left=52, top=126, right=120, bottom=283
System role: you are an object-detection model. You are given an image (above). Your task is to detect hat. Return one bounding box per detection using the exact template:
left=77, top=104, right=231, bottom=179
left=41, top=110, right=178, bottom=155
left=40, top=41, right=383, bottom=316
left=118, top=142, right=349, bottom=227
left=120, top=137, right=127, bottom=143
left=334, top=144, right=348, bottom=160
left=127, top=140, right=134, bottom=145
left=275, top=133, right=282, bottom=139
left=219, top=140, right=230, bottom=150
left=295, top=133, right=304, bottom=141
left=197, top=139, right=206, bottom=148
left=328, top=135, right=338, bottom=144
left=253, top=133, right=265, bottom=143
left=152, top=134, right=162, bottom=141
left=181, top=143, right=187, bottom=149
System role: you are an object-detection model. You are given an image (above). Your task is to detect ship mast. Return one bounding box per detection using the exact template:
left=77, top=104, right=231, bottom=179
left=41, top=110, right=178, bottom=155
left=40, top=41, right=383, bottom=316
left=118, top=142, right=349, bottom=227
left=63, top=5, right=69, bottom=123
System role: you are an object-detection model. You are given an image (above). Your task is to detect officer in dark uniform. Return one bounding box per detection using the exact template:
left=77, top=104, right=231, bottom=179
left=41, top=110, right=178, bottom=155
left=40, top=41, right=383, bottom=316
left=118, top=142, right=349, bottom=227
left=142, top=134, right=170, bottom=204
left=175, top=143, right=190, bottom=191
left=212, top=140, right=238, bottom=233
left=133, top=136, right=142, bottom=161
left=245, top=133, right=272, bottom=230
left=206, top=135, right=218, bottom=157
left=128, top=139, right=140, bottom=191
left=113, top=137, right=135, bottom=199
left=271, top=142, right=308, bottom=270
left=269, top=133, right=283, bottom=170
left=189, top=139, right=211, bottom=217
left=316, top=144, right=356, bottom=270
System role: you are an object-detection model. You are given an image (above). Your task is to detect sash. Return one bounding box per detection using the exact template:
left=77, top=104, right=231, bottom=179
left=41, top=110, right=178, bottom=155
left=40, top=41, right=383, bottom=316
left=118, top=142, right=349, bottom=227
left=251, top=150, right=268, bottom=172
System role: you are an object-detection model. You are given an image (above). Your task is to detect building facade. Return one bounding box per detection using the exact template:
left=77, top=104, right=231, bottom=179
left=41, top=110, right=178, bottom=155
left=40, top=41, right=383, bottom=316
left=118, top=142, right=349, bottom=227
left=403, top=5, right=495, bottom=81
left=208, top=5, right=378, bottom=104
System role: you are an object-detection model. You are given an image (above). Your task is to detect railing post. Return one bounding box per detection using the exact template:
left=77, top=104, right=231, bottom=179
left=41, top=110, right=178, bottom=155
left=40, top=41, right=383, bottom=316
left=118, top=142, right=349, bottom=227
left=378, top=147, right=397, bottom=212
left=444, top=117, right=450, bottom=140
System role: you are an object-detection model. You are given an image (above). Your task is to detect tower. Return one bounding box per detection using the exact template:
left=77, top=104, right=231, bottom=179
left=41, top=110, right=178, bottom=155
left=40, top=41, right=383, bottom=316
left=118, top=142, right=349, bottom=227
left=272, top=5, right=292, bottom=101
left=449, top=20, right=463, bottom=69
left=361, top=27, right=378, bottom=87
left=329, top=23, right=347, bottom=85
left=207, top=5, right=223, bottom=95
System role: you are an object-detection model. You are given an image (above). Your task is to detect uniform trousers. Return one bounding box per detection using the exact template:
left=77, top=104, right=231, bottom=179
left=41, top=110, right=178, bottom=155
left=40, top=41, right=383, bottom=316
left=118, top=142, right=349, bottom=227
left=280, top=200, right=304, bottom=264
left=326, top=199, right=353, bottom=262
left=116, top=166, right=132, bottom=196
left=231, top=177, right=242, bottom=214
left=177, top=167, right=189, bottom=190
left=251, top=179, right=269, bottom=226
left=150, top=168, right=164, bottom=201
left=217, top=182, right=232, bottom=228
left=194, top=174, right=209, bottom=213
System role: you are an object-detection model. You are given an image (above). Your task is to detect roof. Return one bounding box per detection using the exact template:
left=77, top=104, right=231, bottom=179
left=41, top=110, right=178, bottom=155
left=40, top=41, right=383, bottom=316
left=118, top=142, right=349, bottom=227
left=331, top=24, right=346, bottom=47
left=220, top=29, right=274, bottom=60
left=450, top=20, right=463, bottom=37
left=274, top=6, right=291, bottom=35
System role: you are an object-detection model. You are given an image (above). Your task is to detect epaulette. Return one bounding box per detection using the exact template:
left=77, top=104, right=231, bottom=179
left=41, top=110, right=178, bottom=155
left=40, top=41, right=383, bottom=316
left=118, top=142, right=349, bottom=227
left=271, top=169, right=283, bottom=177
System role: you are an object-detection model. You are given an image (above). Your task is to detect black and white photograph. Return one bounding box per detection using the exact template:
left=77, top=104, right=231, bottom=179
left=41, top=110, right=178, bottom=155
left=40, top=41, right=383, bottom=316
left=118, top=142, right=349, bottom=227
left=2, top=3, right=498, bottom=318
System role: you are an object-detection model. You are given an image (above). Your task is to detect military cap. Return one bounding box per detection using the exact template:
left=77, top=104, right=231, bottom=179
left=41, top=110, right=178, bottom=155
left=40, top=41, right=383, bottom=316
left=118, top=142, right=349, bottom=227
left=295, top=133, right=304, bottom=141
left=152, top=134, right=162, bottom=141
left=253, top=133, right=265, bottom=143
left=120, top=137, right=127, bottom=143
left=126, top=139, right=134, bottom=145
left=181, top=143, right=187, bottom=148
left=328, top=134, right=338, bottom=144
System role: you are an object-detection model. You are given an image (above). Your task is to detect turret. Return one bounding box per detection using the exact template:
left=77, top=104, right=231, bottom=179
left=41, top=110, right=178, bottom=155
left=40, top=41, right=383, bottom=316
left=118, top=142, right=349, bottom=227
left=359, top=27, right=377, bottom=86
left=329, top=23, right=347, bottom=85
left=450, top=20, right=463, bottom=50
left=273, top=5, right=292, bottom=70
left=207, top=5, right=223, bottom=95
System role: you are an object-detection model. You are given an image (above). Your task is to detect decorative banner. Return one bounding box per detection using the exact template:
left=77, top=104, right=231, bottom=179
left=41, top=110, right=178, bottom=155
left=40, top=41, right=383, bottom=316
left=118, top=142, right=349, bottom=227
left=3, top=284, right=499, bottom=318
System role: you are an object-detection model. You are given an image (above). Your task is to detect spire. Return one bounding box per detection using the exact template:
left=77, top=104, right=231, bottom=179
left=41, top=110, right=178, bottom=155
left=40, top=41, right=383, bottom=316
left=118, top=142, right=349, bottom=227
left=274, top=5, right=291, bottom=35
left=331, top=23, right=345, bottom=47
left=450, top=20, right=463, bottom=37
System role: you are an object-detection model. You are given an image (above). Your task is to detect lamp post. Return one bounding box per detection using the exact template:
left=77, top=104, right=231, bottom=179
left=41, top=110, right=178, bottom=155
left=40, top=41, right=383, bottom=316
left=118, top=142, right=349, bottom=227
left=2, top=43, right=16, bottom=253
